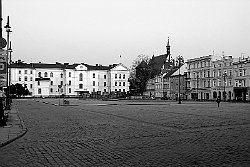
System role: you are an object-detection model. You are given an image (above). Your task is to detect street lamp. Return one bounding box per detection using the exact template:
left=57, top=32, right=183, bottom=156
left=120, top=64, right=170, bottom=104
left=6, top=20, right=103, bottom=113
left=196, top=73, right=199, bottom=101
left=177, top=55, right=184, bottom=104
left=223, top=72, right=227, bottom=101
left=4, top=16, right=11, bottom=110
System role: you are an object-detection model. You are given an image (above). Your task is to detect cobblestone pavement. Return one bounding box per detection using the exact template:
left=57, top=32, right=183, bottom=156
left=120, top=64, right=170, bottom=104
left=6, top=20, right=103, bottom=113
left=0, top=99, right=249, bottom=166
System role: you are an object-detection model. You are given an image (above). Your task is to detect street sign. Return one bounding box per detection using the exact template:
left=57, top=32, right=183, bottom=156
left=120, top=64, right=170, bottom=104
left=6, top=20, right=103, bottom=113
left=0, top=62, right=7, bottom=74
left=0, top=38, right=7, bottom=49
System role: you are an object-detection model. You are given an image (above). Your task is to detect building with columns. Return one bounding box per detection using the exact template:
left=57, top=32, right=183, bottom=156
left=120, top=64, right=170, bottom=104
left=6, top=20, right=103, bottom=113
left=10, top=61, right=130, bottom=97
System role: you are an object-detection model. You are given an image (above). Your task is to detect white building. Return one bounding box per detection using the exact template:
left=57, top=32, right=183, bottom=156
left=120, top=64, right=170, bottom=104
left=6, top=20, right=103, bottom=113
left=10, top=61, right=130, bottom=97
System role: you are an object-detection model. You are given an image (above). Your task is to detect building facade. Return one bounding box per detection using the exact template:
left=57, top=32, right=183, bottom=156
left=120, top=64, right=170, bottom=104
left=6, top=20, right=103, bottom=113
left=186, top=55, right=250, bottom=101
left=10, top=61, right=130, bottom=97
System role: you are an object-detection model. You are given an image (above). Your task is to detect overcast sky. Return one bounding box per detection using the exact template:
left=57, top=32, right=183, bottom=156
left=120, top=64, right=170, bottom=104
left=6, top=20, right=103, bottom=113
left=2, top=0, right=250, bottom=67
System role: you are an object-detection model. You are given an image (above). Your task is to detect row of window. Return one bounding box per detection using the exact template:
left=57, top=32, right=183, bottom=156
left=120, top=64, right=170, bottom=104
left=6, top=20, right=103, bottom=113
left=20, top=71, right=126, bottom=82
left=37, top=81, right=126, bottom=88
left=19, top=70, right=33, bottom=75
left=37, top=88, right=127, bottom=94
left=192, top=79, right=247, bottom=87
left=188, top=61, right=233, bottom=69
left=191, top=69, right=247, bottom=78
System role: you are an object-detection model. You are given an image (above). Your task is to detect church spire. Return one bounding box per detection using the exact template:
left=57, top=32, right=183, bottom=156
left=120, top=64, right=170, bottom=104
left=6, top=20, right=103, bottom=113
left=166, top=37, right=171, bottom=62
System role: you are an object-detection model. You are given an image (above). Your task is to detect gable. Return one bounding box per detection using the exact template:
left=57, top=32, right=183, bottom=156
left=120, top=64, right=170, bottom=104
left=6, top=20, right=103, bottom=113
left=75, top=64, right=87, bottom=71
left=110, top=63, right=129, bottom=71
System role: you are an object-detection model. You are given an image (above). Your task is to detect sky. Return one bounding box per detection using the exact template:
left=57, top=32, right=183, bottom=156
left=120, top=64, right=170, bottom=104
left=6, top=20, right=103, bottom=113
left=1, top=0, right=250, bottom=68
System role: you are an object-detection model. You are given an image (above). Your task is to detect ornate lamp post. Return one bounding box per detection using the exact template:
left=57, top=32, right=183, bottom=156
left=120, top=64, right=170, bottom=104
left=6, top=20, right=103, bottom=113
left=196, top=73, right=199, bottom=100
left=223, top=72, right=227, bottom=101
left=177, top=55, right=184, bottom=104
left=4, top=16, right=12, bottom=110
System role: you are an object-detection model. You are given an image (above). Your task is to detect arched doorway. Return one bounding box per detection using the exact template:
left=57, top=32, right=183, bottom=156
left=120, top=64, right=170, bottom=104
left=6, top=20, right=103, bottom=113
left=213, top=91, right=217, bottom=99
left=218, top=91, right=221, bottom=98
left=228, top=91, right=231, bottom=101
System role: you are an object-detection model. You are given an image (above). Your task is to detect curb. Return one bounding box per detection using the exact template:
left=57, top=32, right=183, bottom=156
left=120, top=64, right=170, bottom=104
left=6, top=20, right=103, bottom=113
left=0, top=104, right=28, bottom=148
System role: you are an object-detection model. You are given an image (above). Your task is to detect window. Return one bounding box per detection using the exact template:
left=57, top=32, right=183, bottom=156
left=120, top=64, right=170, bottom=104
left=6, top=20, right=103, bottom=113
left=208, top=80, right=210, bottom=87
left=115, top=82, right=117, bottom=86
left=38, top=72, right=42, bottom=77
left=19, top=70, right=21, bottom=74
left=218, top=70, right=221, bottom=77
left=115, top=74, right=117, bottom=79
left=104, top=89, right=106, bottom=92
left=239, top=70, right=243, bottom=76
left=24, top=70, right=27, bottom=74
left=38, top=88, right=41, bottom=94
left=229, top=70, right=232, bottom=76
left=69, top=80, right=71, bottom=85
left=51, top=81, right=53, bottom=85
left=119, top=74, right=121, bottom=79
left=18, top=77, right=21, bottom=81
left=93, top=73, right=95, bottom=78
left=243, top=69, right=246, bottom=76
left=38, top=81, right=40, bottom=86
left=213, top=71, right=216, bottom=77
left=79, top=84, right=83, bottom=89
left=30, top=84, right=32, bottom=89
left=218, top=79, right=221, bottom=86
left=50, top=88, right=53, bottom=93
left=30, top=70, right=33, bottom=74
left=104, top=75, right=106, bottom=79
left=44, top=72, right=48, bottom=77
left=69, top=72, right=71, bottom=77
left=123, top=74, right=125, bottom=79
left=79, top=73, right=83, bottom=81
left=213, top=80, right=216, bottom=87
left=24, top=76, right=28, bottom=81
left=123, top=82, right=125, bottom=86
left=104, top=82, right=106, bottom=87
left=30, top=77, right=33, bottom=81
left=50, top=72, right=53, bottom=77
left=69, top=88, right=71, bottom=93
left=93, top=81, right=95, bottom=86
left=60, top=73, right=63, bottom=78
left=229, top=79, right=232, bottom=86
left=119, top=82, right=121, bottom=86
left=207, top=71, right=210, bottom=77
left=123, top=89, right=125, bottom=92
left=61, top=81, right=63, bottom=86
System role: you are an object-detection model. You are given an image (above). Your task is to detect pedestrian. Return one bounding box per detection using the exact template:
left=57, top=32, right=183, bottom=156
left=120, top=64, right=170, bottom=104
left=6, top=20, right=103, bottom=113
left=216, top=96, right=221, bottom=107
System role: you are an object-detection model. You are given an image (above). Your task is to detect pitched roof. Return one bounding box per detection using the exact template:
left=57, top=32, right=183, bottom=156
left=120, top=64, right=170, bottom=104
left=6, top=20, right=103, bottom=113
left=148, top=54, right=167, bottom=76
left=10, top=62, right=119, bottom=71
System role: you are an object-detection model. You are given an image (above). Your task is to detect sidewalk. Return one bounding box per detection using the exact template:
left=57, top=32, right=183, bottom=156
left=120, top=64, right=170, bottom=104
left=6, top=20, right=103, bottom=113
left=0, top=103, right=27, bottom=147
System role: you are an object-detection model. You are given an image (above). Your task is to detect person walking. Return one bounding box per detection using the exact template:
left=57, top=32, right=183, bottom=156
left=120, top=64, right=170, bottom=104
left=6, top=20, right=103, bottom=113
left=216, top=96, right=221, bottom=107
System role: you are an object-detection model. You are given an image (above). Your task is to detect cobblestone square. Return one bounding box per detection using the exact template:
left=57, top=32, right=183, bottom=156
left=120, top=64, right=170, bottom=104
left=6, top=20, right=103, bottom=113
left=0, top=99, right=249, bottom=166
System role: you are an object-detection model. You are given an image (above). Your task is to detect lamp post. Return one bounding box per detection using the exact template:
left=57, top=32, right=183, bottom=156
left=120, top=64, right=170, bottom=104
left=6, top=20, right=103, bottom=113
left=4, top=16, right=11, bottom=110
left=223, top=72, right=227, bottom=101
left=177, top=55, right=184, bottom=104
left=196, top=73, right=199, bottom=101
